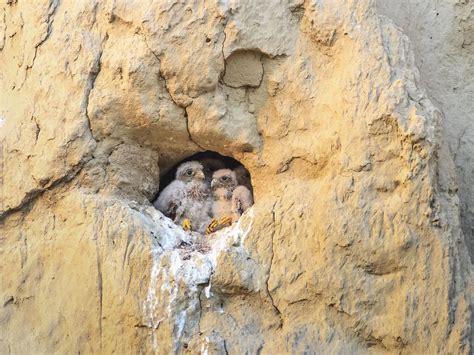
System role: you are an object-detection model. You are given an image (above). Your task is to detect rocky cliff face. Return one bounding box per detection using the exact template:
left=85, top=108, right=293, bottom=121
left=1, top=0, right=472, bottom=354
left=378, top=0, right=474, bottom=266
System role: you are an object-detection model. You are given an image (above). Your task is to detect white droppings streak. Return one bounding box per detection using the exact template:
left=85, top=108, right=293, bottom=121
left=142, top=205, right=254, bottom=351
left=204, top=280, right=212, bottom=299
left=207, top=207, right=255, bottom=268
left=239, top=207, right=254, bottom=245
left=141, top=207, right=188, bottom=353
left=200, top=336, right=210, bottom=355
left=176, top=310, right=187, bottom=339
left=143, top=242, right=163, bottom=353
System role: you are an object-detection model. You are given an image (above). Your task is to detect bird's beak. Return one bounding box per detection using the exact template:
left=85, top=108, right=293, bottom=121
left=211, top=178, right=217, bottom=188
left=196, top=170, right=205, bottom=181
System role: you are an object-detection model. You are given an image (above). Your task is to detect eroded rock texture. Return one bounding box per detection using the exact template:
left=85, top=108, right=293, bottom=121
left=378, top=0, right=474, bottom=265
left=1, top=0, right=472, bottom=353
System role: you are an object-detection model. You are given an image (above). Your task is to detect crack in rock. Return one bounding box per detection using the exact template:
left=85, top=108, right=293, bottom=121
left=83, top=33, right=109, bottom=143
left=266, top=200, right=283, bottom=325
left=27, top=0, right=60, bottom=71
left=0, top=157, right=91, bottom=222
left=141, top=31, right=206, bottom=151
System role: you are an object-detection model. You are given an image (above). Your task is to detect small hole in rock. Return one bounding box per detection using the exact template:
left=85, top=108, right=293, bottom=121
left=153, top=151, right=253, bottom=235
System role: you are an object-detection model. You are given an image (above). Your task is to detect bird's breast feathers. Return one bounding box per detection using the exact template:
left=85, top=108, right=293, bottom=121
left=186, top=183, right=209, bottom=200
left=213, top=187, right=232, bottom=200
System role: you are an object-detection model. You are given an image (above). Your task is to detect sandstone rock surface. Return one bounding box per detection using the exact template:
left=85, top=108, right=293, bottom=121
left=1, top=0, right=472, bottom=354
left=378, top=0, right=474, bottom=265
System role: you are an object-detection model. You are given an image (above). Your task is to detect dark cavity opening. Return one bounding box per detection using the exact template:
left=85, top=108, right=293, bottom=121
left=158, top=151, right=251, bottom=195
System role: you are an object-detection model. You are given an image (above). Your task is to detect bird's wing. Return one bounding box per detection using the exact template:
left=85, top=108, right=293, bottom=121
left=154, top=181, right=185, bottom=218
left=167, top=201, right=178, bottom=221
left=232, top=185, right=253, bottom=217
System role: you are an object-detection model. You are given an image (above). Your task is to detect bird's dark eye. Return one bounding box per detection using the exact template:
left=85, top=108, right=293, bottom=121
left=222, top=176, right=228, bottom=181
left=186, top=169, right=193, bottom=176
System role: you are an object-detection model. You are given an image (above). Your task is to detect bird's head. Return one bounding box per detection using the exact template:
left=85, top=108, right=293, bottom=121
left=234, top=165, right=251, bottom=186
left=176, top=161, right=206, bottom=183
left=211, top=169, right=238, bottom=190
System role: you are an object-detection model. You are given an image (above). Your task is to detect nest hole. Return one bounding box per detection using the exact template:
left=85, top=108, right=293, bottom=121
left=152, top=151, right=254, bottom=235
left=158, top=151, right=251, bottom=193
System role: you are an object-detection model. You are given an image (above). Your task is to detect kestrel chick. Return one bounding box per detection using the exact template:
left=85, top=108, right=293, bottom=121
left=199, top=157, right=226, bottom=185
left=234, top=165, right=253, bottom=193
left=154, top=161, right=211, bottom=234
left=232, top=185, right=253, bottom=222
left=207, top=169, right=238, bottom=233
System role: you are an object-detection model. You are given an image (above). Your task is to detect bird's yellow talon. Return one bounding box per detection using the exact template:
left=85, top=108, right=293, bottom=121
left=182, top=218, right=192, bottom=231
left=219, top=216, right=232, bottom=226
left=206, top=219, right=219, bottom=235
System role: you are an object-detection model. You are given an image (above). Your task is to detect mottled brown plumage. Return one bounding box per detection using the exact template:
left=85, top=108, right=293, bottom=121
left=154, top=161, right=212, bottom=233
left=211, top=169, right=238, bottom=223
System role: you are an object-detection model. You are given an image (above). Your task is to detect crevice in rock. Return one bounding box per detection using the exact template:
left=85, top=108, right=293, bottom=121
left=141, top=32, right=205, bottom=151
left=153, top=72, right=203, bottom=151
left=140, top=32, right=179, bottom=107
left=196, top=284, right=208, bottom=342
left=3, top=296, right=14, bottom=308
left=31, top=115, right=40, bottom=144
left=258, top=55, right=265, bottom=87
left=83, top=33, right=109, bottom=143
left=289, top=1, right=305, bottom=17
left=288, top=298, right=309, bottom=306
left=0, top=11, right=6, bottom=51
left=325, top=300, right=401, bottom=351
left=183, top=108, right=206, bottom=151
left=220, top=19, right=228, bottom=81
left=452, top=125, right=469, bottom=163
left=0, top=157, right=92, bottom=222
left=265, top=200, right=283, bottom=325
left=362, top=333, right=390, bottom=351
left=121, top=231, right=133, bottom=274
left=156, top=69, right=181, bottom=108
left=223, top=339, right=229, bottom=354
left=23, top=0, right=60, bottom=81
left=134, top=323, right=158, bottom=330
